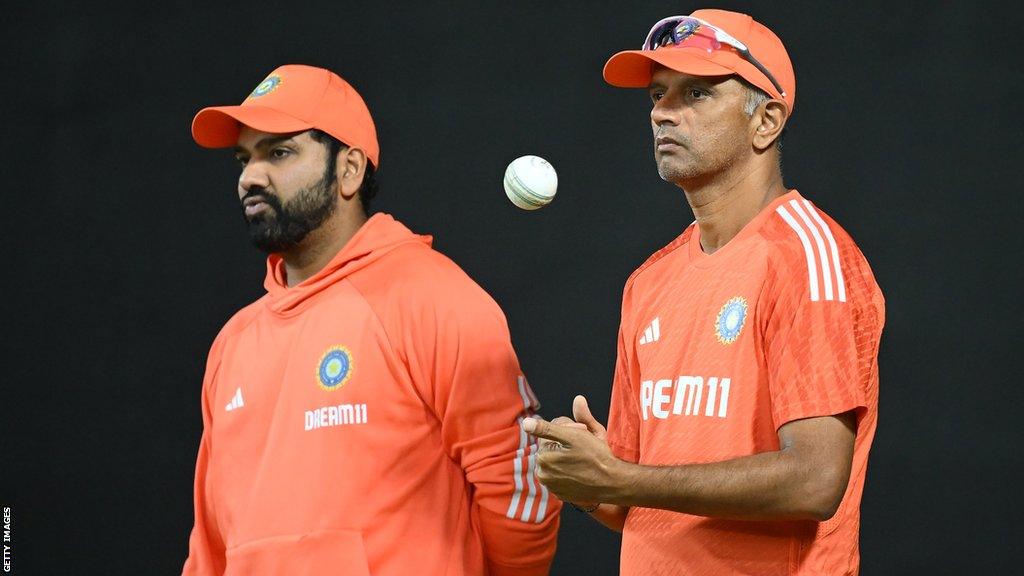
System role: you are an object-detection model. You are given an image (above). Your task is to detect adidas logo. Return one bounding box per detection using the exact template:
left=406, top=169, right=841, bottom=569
left=225, top=387, right=245, bottom=412
left=639, top=317, right=660, bottom=345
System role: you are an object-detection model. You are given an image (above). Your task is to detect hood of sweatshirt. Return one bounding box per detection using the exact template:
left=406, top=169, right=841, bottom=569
left=262, top=213, right=431, bottom=316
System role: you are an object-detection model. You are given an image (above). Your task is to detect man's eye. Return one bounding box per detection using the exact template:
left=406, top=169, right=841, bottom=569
left=236, top=157, right=249, bottom=167
left=271, top=148, right=290, bottom=159
left=689, top=89, right=707, bottom=99
left=650, top=92, right=664, bottom=102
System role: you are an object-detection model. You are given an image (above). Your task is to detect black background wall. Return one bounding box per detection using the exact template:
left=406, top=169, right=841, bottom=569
left=4, top=1, right=1022, bottom=573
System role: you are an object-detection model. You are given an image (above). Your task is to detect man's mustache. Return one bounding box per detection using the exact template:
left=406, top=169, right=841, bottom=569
left=655, top=128, right=691, bottom=147
left=241, top=187, right=285, bottom=213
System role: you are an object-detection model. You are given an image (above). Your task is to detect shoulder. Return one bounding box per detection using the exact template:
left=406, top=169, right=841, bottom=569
left=212, top=296, right=267, bottom=348
left=200, top=296, right=267, bottom=393
left=353, top=241, right=508, bottom=325
left=624, top=223, right=697, bottom=294
left=761, top=194, right=881, bottom=305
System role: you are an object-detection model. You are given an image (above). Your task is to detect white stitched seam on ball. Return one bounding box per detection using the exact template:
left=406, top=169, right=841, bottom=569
left=506, top=169, right=553, bottom=202
left=504, top=173, right=549, bottom=207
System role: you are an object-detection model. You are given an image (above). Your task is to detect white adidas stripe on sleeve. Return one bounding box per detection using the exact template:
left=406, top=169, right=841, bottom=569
left=506, top=415, right=527, bottom=519
left=803, top=199, right=847, bottom=302
left=776, top=200, right=847, bottom=302
left=790, top=199, right=834, bottom=301
left=520, top=447, right=539, bottom=522
left=506, top=375, right=548, bottom=523
left=776, top=205, right=821, bottom=301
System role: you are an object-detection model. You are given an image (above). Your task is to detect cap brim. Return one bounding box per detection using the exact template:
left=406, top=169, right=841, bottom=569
left=191, top=106, right=314, bottom=148
left=603, top=49, right=736, bottom=88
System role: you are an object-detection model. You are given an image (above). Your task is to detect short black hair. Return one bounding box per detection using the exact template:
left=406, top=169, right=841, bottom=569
left=308, top=129, right=378, bottom=214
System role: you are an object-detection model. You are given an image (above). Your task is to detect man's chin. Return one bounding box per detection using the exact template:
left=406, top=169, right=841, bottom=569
left=249, top=237, right=296, bottom=254
left=656, top=162, right=695, bottom=184
left=247, top=224, right=285, bottom=253
left=247, top=224, right=316, bottom=254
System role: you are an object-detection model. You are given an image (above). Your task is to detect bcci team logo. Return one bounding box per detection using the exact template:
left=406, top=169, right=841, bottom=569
left=715, top=297, right=748, bottom=345
left=317, top=346, right=353, bottom=391
left=249, top=75, right=282, bottom=98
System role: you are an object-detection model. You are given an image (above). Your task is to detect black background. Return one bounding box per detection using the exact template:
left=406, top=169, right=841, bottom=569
left=4, top=1, right=1022, bottom=574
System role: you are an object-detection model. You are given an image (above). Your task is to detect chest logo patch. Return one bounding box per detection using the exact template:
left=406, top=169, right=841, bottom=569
left=715, top=297, right=748, bottom=344
left=317, top=346, right=353, bottom=391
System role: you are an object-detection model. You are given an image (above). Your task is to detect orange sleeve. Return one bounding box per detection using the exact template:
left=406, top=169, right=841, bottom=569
left=764, top=253, right=880, bottom=429
left=400, top=279, right=560, bottom=575
left=182, top=334, right=228, bottom=576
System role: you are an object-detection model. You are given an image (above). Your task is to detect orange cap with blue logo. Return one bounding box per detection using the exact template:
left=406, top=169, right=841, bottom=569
left=603, top=9, right=796, bottom=111
left=192, top=64, right=380, bottom=167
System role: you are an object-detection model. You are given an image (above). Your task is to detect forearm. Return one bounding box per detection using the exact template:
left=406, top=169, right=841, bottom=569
left=605, top=448, right=844, bottom=521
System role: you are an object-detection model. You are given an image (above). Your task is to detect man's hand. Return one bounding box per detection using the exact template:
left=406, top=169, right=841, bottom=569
left=570, top=395, right=607, bottom=441
left=523, top=396, right=623, bottom=505
left=535, top=416, right=585, bottom=453
left=536, top=396, right=606, bottom=453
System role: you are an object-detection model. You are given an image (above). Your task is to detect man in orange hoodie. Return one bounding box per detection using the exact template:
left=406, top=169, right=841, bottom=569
left=182, top=64, right=560, bottom=576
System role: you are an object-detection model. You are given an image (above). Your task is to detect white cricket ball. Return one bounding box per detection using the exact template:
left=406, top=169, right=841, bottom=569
left=503, top=155, right=557, bottom=210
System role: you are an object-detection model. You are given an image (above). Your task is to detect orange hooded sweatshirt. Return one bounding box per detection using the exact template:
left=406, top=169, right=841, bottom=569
left=183, top=214, right=560, bottom=576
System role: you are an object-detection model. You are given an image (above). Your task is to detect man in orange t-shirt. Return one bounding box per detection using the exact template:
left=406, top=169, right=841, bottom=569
left=525, top=9, right=883, bottom=575
left=181, top=65, right=560, bottom=575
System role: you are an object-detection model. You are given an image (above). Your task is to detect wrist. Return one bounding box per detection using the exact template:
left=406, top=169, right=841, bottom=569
left=570, top=501, right=600, bottom=513
left=603, top=457, right=636, bottom=505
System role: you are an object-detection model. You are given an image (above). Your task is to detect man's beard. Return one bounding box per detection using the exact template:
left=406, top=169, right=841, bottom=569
left=242, top=173, right=337, bottom=254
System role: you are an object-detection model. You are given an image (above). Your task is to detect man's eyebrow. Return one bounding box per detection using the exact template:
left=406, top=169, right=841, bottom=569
left=233, top=135, right=297, bottom=155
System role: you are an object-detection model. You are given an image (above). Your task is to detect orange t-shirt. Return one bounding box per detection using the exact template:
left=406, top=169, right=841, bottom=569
left=607, top=191, right=885, bottom=575
left=182, top=214, right=560, bottom=576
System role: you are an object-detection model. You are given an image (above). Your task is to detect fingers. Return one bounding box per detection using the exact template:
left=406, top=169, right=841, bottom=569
left=538, top=438, right=563, bottom=453
left=573, top=395, right=607, bottom=434
left=523, top=417, right=577, bottom=444
left=552, top=416, right=587, bottom=430
left=537, top=417, right=586, bottom=453
left=572, top=395, right=593, bottom=423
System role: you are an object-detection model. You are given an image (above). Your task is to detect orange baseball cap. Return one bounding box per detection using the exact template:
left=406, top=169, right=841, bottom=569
left=603, top=9, right=796, bottom=110
left=192, top=64, right=380, bottom=167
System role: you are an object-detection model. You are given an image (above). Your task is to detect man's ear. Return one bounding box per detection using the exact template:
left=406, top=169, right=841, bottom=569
left=752, top=100, right=789, bottom=151
left=338, top=148, right=368, bottom=199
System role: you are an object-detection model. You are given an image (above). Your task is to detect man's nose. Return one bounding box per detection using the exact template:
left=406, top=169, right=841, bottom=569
left=238, top=161, right=270, bottom=196
left=650, top=99, right=681, bottom=127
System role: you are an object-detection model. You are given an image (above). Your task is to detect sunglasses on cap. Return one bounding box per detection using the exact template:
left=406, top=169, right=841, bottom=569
left=642, top=15, right=787, bottom=98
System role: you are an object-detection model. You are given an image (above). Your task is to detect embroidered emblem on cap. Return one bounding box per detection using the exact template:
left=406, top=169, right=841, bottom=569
left=317, top=346, right=353, bottom=391
left=715, top=297, right=748, bottom=345
left=250, top=75, right=282, bottom=98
